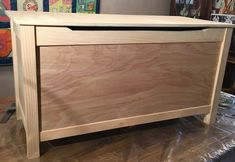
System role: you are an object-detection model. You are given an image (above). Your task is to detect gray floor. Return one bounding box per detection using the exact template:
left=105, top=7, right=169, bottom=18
left=0, top=66, right=15, bottom=99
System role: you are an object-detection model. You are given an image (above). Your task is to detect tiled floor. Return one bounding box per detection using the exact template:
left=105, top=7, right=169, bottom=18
left=0, top=112, right=235, bottom=162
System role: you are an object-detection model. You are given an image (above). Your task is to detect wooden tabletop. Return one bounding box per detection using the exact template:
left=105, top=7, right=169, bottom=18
left=6, top=11, right=235, bottom=28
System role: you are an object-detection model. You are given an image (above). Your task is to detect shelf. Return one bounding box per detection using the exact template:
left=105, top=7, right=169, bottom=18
left=227, top=56, right=235, bottom=64
left=222, top=88, right=235, bottom=95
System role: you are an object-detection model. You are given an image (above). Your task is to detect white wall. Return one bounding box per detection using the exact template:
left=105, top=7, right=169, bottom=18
left=100, top=0, right=171, bottom=15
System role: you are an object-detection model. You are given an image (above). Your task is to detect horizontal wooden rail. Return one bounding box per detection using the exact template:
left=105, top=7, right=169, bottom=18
left=40, top=105, right=210, bottom=141
left=36, top=27, right=224, bottom=46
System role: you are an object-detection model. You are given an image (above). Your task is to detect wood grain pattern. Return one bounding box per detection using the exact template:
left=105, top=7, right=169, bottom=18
left=40, top=105, right=210, bottom=141
left=18, top=99, right=27, bottom=132
left=40, top=43, right=220, bottom=133
left=36, top=27, right=224, bottom=46
left=10, top=20, right=20, bottom=120
left=16, top=37, right=25, bottom=116
left=5, top=11, right=235, bottom=28
left=204, top=28, right=233, bottom=124
left=20, top=26, right=40, bottom=159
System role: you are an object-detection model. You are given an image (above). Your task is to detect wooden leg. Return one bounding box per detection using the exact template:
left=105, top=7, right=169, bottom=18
left=10, top=20, right=21, bottom=120
left=25, top=131, right=40, bottom=159
left=20, top=26, right=40, bottom=159
left=204, top=28, right=233, bottom=125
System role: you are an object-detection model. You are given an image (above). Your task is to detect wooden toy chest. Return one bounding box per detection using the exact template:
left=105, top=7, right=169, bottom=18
left=6, top=11, right=234, bottom=159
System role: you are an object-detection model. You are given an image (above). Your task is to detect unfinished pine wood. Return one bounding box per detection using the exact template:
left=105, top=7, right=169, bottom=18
left=204, top=28, right=234, bottom=124
left=15, top=37, right=25, bottom=116
left=9, top=20, right=20, bottom=120
left=20, top=26, right=40, bottom=159
left=36, top=27, right=224, bottom=46
left=18, top=100, right=27, bottom=132
left=40, top=105, right=210, bottom=141
left=40, top=43, right=220, bottom=133
left=14, top=35, right=27, bottom=131
left=5, top=11, right=235, bottom=28
left=12, top=21, right=21, bottom=41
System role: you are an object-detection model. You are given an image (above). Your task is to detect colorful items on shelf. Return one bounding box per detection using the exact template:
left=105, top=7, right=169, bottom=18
left=0, top=0, right=15, bottom=65
left=0, top=0, right=100, bottom=65
left=0, top=0, right=16, bottom=28
left=0, top=0, right=10, bottom=22
left=213, top=0, right=235, bottom=14
left=170, top=0, right=213, bottom=20
left=17, top=0, right=43, bottom=11
left=0, top=0, right=99, bottom=13
left=48, top=0, right=99, bottom=13
left=49, top=0, right=72, bottom=13
left=77, top=0, right=97, bottom=13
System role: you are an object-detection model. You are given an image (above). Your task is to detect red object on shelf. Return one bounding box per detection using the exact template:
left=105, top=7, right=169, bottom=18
left=0, top=29, right=12, bottom=58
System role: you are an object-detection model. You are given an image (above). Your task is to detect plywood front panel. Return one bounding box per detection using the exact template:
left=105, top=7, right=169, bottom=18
left=40, top=43, right=220, bottom=131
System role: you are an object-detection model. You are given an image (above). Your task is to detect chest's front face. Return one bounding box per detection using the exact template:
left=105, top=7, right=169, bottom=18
left=34, top=26, right=224, bottom=134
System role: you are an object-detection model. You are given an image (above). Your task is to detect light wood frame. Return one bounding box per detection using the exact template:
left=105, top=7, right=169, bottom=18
left=204, top=28, right=233, bottom=124
left=11, top=24, right=40, bottom=158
